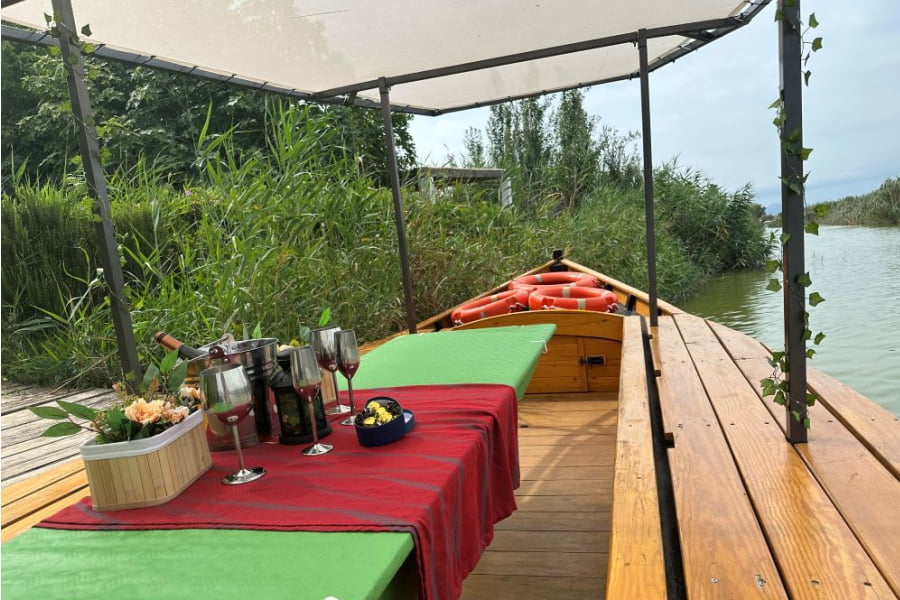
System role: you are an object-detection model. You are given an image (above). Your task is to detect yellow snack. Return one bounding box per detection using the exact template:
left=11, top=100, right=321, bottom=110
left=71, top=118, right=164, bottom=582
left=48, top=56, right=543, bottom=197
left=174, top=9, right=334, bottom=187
left=363, top=416, right=377, bottom=426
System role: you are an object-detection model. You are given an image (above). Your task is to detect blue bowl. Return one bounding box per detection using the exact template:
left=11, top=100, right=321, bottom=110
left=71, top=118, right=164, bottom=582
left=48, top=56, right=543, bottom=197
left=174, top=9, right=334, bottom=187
left=355, top=397, right=413, bottom=447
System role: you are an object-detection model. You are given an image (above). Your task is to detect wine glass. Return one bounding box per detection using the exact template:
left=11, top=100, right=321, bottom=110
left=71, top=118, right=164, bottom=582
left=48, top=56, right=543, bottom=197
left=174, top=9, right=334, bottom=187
left=290, top=346, right=333, bottom=456
left=311, top=325, right=350, bottom=415
left=199, top=363, right=266, bottom=485
left=335, top=330, right=360, bottom=426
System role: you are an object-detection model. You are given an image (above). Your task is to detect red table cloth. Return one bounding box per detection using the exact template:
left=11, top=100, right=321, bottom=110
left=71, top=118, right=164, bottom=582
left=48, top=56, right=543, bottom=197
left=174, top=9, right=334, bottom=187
left=39, top=384, right=520, bottom=600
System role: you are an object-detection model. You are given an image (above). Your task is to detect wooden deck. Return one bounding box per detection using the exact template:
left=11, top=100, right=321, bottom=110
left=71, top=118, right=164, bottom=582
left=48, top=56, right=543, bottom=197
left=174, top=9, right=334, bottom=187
left=3, top=311, right=899, bottom=599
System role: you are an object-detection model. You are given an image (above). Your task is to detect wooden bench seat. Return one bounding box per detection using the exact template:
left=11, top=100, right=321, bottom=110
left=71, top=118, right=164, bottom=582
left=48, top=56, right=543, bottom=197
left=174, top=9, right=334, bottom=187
left=663, top=314, right=898, bottom=598
left=605, top=316, right=666, bottom=598
left=1, top=458, right=89, bottom=542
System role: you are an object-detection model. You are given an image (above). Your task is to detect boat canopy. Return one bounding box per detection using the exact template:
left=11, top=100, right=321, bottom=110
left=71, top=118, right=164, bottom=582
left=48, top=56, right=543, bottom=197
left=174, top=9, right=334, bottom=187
left=2, top=0, right=765, bottom=115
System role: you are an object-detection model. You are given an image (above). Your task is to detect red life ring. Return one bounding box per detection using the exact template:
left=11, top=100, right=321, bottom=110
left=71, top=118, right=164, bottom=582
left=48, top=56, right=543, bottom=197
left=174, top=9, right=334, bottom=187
left=451, top=289, right=530, bottom=324
left=528, top=285, right=618, bottom=313
left=510, top=271, right=599, bottom=291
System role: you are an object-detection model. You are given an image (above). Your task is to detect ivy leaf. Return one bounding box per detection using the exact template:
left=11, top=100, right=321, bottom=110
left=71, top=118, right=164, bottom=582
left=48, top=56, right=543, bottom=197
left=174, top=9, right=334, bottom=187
left=803, top=417, right=811, bottom=429
left=802, top=328, right=812, bottom=341
left=771, top=350, right=786, bottom=364
left=57, top=401, right=96, bottom=421
left=41, top=422, right=82, bottom=437
left=766, top=278, right=782, bottom=292
left=812, top=37, right=823, bottom=51
left=765, top=259, right=782, bottom=273
left=814, top=332, right=826, bottom=345
left=81, top=24, right=92, bottom=36
left=808, top=13, right=819, bottom=28
left=317, top=308, right=332, bottom=327
left=805, top=221, right=819, bottom=235
left=796, top=272, right=812, bottom=287
left=774, top=390, right=786, bottom=406
left=809, top=291, right=825, bottom=307
left=806, top=348, right=816, bottom=359
left=806, top=392, right=818, bottom=406
left=768, top=98, right=782, bottom=109
left=814, top=203, right=831, bottom=217
left=780, top=232, right=792, bottom=244
left=29, top=406, right=69, bottom=420
left=798, top=147, right=813, bottom=160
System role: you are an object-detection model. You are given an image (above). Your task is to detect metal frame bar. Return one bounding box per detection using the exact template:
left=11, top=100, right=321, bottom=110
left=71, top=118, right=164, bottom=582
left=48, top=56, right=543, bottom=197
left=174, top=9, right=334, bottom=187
left=48, top=0, right=142, bottom=387
left=379, top=80, right=418, bottom=334
left=2, top=3, right=768, bottom=116
left=638, top=30, right=660, bottom=328
left=778, top=0, right=808, bottom=443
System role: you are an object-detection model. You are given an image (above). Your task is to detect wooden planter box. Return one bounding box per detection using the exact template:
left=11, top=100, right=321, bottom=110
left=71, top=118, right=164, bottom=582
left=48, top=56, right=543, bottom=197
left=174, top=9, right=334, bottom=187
left=80, top=410, right=212, bottom=511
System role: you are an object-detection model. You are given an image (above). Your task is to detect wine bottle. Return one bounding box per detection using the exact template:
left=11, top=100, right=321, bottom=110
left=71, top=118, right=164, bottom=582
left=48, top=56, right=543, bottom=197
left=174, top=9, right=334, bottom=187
left=153, top=331, right=206, bottom=360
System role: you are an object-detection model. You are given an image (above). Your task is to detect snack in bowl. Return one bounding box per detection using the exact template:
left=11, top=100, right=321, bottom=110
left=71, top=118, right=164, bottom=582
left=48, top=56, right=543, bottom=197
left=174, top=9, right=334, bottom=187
left=354, top=397, right=414, bottom=447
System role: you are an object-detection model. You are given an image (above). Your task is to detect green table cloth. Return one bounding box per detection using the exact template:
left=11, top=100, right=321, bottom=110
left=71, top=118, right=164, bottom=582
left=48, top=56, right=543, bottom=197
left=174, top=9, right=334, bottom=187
left=1, top=324, right=555, bottom=600
left=347, top=324, right=556, bottom=399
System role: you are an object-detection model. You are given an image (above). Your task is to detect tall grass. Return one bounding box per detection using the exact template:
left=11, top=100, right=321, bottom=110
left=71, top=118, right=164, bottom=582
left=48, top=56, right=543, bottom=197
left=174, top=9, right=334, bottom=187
left=809, top=177, right=900, bottom=226
left=1, top=104, right=770, bottom=388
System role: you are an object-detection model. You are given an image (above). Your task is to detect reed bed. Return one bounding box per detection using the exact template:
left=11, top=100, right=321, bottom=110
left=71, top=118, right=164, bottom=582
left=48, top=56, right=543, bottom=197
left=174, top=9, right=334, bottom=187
left=1, top=113, right=770, bottom=388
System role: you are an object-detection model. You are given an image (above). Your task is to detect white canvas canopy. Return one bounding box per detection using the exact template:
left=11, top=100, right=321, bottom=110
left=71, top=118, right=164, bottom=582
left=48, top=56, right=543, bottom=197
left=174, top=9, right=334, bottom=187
left=3, top=0, right=764, bottom=114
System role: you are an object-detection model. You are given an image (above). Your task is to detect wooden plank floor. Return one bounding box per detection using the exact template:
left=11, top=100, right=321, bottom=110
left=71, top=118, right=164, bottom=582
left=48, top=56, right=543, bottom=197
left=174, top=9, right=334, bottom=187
left=1, top=384, right=116, bottom=487
left=461, top=391, right=617, bottom=600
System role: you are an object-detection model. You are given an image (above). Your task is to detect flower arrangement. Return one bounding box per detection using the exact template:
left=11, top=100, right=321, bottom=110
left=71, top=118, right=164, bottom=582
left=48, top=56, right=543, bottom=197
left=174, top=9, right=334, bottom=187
left=30, top=350, right=202, bottom=445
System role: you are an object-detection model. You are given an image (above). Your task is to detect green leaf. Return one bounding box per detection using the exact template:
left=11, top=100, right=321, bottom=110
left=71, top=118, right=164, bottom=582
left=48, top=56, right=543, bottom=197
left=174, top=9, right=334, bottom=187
left=41, top=422, right=82, bottom=437
left=796, top=272, right=812, bottom=287
left=798, top=147, right=813, bottom=160
left=806, top=348, right=816, bottom=359
left=760, top=378, right=777, bottom=396
left=81, top=24, right=92, bottom=36
left=814, top=332, right=826, bottom=345
left=771, top=350, right=786, bottom=364
left=29, top=406, right=69, bottom=420
left=787, top=127, right=802, bottom=144
left=803, top=417, right=811, bottom=429
left=768, top=98, right=782, bottom=109
left=169, top=360, right=188, bottom=391
left=780, top=232, right=792, bottom=244
left=766, top=278, right=782, bottom=292
left=804, top=70, right=812, bottom=86
left=812, top=37, right=823, bottom=51
left=774, top=8, right=784, bottom=21
left=802, top=328, right=812, bottom=341
left=765, top=259, right=782, bottom=273
left=814, top=203, right=831, bottom=217
left=66, top=54, right=79, bottom=66
left=159, top=349, right=179, bottom=375
left=774, top=390, right=786, bottom=406
left=57, top=400, right=96, bottom=421
left=805, top=221, right=819, bottom=235
left=806, top=392, right=818, bottom=406
left=809, top=291, right=825, bottom=306
left=142, top=363, right=161, bottom=391
left=808, top=13, right=819, bottom=28
left=317, top=308, right=332, bottom=327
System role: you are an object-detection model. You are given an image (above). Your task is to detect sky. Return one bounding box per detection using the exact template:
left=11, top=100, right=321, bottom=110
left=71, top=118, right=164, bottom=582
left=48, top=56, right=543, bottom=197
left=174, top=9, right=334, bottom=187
left=407, top=0, right=899, bottom=214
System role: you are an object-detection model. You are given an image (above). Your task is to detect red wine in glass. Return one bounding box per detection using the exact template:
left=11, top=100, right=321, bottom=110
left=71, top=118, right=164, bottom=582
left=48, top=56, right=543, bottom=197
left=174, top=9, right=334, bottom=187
left=335, top=330, right=360, bottom=426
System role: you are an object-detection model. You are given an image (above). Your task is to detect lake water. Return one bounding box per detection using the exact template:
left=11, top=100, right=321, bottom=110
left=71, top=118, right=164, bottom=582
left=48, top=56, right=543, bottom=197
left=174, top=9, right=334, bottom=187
left=681, top=226, right=900, bottom=417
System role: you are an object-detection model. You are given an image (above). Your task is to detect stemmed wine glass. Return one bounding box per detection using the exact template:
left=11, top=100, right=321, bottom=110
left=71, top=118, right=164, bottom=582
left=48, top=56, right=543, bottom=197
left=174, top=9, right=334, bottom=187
left=335, top=330, right=361, bottom=426
left=311, top=325, right=350, bottom=415
left=290, top=346, right=333, bottom=456
left=199, top=363, right=266, bottom=485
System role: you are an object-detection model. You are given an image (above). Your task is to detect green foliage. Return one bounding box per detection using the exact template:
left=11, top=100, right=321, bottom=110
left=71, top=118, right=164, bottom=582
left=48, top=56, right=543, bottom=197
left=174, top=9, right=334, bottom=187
left=3, top=91, right=772, bottom=389
left=803, top=178, right=900, bottom=226
left=0, top=40, right=416, bottom=189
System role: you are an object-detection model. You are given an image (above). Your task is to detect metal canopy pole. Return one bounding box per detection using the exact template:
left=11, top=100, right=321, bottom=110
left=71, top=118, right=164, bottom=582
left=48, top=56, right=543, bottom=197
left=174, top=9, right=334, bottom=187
left=379, top=79, right=418, bottom=334
left=51, top=0, right=142, bottom=386
left=778, top=0, right=808, bottom=443
left=638, top=30, right=660, bottom=327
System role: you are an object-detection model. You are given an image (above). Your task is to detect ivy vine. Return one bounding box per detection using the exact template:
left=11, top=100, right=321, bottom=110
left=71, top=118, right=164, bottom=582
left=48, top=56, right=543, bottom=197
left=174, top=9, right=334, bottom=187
left=760, top=5, right=825, bottom=428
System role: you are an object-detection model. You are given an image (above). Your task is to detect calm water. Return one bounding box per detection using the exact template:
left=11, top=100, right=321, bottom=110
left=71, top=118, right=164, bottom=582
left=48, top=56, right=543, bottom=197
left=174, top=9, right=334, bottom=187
left=681, top=226, right=900, bottom=417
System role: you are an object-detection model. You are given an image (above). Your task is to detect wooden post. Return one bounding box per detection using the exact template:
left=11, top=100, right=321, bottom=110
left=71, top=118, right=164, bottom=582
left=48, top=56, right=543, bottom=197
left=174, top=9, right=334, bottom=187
left=778, top=0, right=808, bottom=443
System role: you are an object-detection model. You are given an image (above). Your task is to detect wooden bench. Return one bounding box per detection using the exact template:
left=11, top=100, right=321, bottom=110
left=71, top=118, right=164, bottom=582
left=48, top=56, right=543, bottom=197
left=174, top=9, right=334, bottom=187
left=606, top=315, right=667, bottom=598
left=655, top=314, right=899, bottom=598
